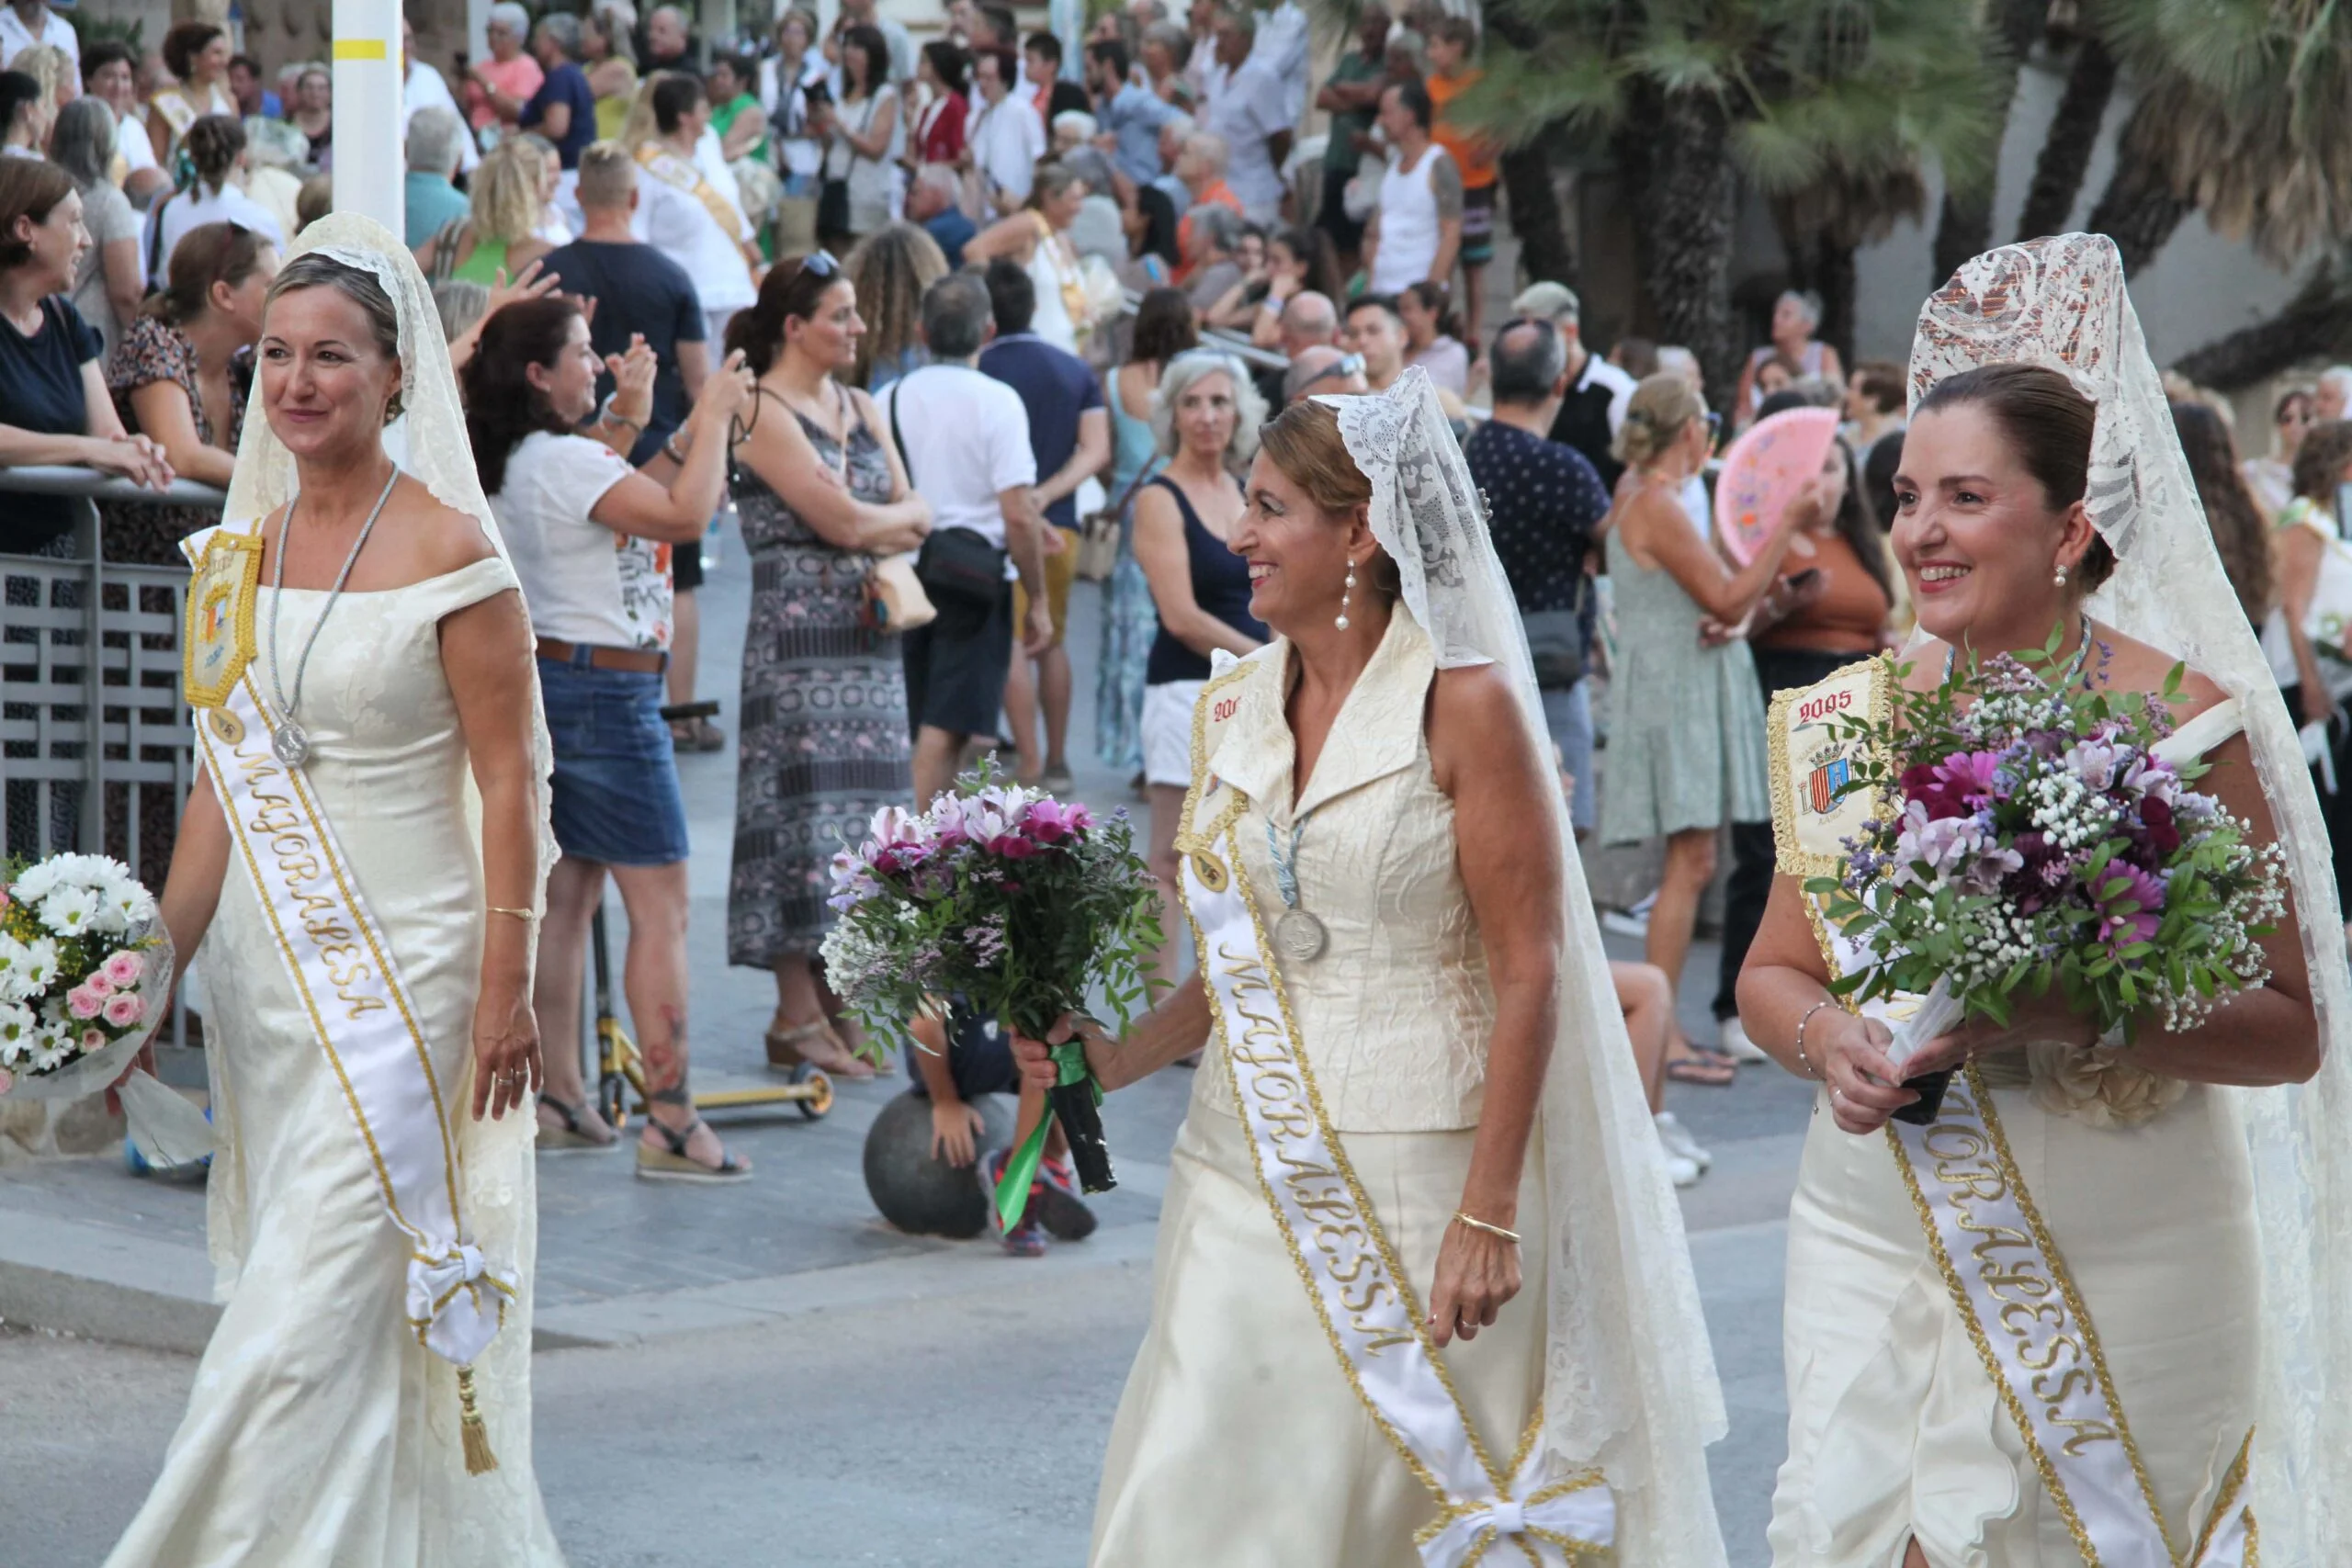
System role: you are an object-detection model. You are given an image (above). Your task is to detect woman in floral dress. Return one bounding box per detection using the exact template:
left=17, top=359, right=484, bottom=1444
left=723, top=256, right=932, bottom=1074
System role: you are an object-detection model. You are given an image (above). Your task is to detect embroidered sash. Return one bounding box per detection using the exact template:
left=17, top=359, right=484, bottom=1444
left=182, top=524, right=514, bottom=1370
left=637, top=145, right=750, bottom=251
left=1173, top=664, right=1610, bottom=1568
left=1767, top=663, right=2256, bottom=1568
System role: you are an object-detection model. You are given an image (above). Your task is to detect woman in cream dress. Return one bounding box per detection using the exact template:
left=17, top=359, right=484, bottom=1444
left=1738, top=235, right=2352, bottom=1568
left=109, top=217, right=565, bottom=1563
left=1015, top=371, right=1727, bottom=1567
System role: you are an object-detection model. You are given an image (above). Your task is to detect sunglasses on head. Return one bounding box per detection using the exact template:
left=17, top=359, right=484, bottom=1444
left=1296, top=353, right=1366, bottom=394
left=800, top=250, right=841, bottom=277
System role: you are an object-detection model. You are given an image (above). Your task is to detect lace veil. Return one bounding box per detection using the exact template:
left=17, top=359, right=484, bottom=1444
left=215, top=212, right=561, bottom=1529
left=1321, top=370, right=1731, bottom=1566
left=1908, top=232, right=2352, bottom=1561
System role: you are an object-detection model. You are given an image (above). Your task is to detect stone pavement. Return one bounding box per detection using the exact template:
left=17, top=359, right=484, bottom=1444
left=0, top=524, right=1817, bottom=1565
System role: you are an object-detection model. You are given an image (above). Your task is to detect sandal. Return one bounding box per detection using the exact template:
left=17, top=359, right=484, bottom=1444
left=636, top=1114, right=752, bottom=1183
left=536, top=1092, right=618, bottom=1150
left=1664, top=1049, right=1738, bottom=1088
left=765, top=1018, right=876, bottom=1080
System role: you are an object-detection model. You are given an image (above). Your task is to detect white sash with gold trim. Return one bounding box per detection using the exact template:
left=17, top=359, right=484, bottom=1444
left=182, top=524, right=514, bottom=1372
left=1173, top=664, right=1610, bottom=1568
left=1767, top=660, right=2256, bottom=1568
left=638, top=145, right=750, bottom=248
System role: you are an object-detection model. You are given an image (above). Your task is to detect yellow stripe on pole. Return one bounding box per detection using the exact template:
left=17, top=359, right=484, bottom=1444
left=332, top=39, right=390, bottom=60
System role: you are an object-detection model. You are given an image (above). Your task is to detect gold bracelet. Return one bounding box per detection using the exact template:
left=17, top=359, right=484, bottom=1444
left=487, top=906, right=538, bottom=922
left=1452, top=1210, right=1521, bottom=1246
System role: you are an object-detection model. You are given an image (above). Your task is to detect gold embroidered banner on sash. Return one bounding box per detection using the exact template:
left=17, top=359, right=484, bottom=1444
left=1172, top=663, right=1609, bottom=1568
left=1767, top=663, right=2256, bottom=1568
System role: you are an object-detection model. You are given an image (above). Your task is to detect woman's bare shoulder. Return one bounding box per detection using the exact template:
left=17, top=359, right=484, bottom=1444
left=386, top=478, right=497, bottom=581
left=1426, top=661, right=1535, bottom=776
left=2092, top=621, right=2228, bottom=721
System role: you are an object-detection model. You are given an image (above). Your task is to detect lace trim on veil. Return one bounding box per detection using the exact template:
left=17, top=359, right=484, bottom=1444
left=1910, top=233, right=2352, bottom=1562
left=1321, top=370, right=1731, bottom=1567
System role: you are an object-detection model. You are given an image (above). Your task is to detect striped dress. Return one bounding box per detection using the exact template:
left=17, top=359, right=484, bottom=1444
left=726, top=408, right=914, bottom=964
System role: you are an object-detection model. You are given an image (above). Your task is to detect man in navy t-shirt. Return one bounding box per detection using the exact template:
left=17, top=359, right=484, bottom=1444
left=976, top=259, right=1107, bottom=793
left=538, top=145, right=709, bottom=467
left=523, top=14, right=599, bottom=168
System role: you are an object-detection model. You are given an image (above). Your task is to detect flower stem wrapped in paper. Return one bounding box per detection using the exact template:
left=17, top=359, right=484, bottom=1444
left=1806, top=626, right=2288, bottom=1122
left=820, top=766, right=1163, bottom=1227
left=0, top=854, right=214, bottom=1165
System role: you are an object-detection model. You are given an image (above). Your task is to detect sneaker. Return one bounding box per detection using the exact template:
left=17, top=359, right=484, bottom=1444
left=1716, top=1015, right=1770, bottom=1064
left=1666, top=1151, right=1703, bottom=1189
left=1032, top=1154, right=1099, bottom=1241
left=978, top=1147, right=1056, bottom=1257
left=1654, top=1111, right=1712, bottom=1173
left=1600, top=891, right=1656, bottom=940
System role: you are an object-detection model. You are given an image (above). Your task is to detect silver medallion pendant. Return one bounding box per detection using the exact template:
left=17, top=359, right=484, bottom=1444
left=1274, top=907, right=1328, bottom=963
left=271, top=721, right=311, bottom=769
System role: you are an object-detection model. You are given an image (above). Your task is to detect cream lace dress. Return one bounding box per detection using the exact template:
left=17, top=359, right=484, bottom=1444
left=106, top=561, right=564, bottom=1566
left=1770, top=701, right=2261, bottom=1567
left=1091, top=610, right=1552, bottom=1565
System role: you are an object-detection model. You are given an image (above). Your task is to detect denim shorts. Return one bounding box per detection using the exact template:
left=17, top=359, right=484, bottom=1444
left=538, top=656, right=691, bottom=867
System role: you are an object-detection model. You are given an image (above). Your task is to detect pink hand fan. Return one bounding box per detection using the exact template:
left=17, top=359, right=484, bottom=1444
left=1714, top=407, right=1841, bottom=564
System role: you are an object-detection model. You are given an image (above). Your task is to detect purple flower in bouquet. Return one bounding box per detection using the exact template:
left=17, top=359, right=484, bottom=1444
left=1901, top=750, right=2004, bottom=822
left=1894, top=800, right=2022, bottom=894
left=2091, top=861, right=2167, bottom=950
left=2061, top=739, right=2127, bottom=792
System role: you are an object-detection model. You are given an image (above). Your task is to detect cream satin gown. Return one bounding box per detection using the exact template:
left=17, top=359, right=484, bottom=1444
left=107, top=561, right=564, bottom=1567
left=1091, top=612, right=1552, bottom=1566
left=1770, top=701, right=2260, bottom=1567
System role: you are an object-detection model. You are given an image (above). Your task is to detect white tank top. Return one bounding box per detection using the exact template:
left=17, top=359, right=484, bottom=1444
left=1369, top=143, right=1451, bottom=296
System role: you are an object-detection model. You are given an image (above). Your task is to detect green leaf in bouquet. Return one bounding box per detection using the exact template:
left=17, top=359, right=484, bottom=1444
left=1803, top=875, right=1841, bottom=897
left=1825, top=967, right=1869, bottom=997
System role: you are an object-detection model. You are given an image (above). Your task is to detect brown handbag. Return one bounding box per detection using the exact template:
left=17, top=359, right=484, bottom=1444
left=863, top=550, right=936, bottom=634
left=1076, top=463, right=1159, bottom=583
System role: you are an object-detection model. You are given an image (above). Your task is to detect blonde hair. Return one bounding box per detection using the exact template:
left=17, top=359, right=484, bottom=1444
left=844, top=222, right=949, bottom=389
left=469, top=139, right=545, bottom=246
left=1612, top=371, right=1707, bottom=468
left=575, top=139, right=638, bottom=208
left=15, top=44, right=70, bottom=107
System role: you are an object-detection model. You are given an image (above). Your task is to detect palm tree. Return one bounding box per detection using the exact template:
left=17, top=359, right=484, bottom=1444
left=2086, top=0, right=2352, bottom=274
left=1452, top=0, right=2005, bottom=400
left=1930, top=0, right=2052, bottom=284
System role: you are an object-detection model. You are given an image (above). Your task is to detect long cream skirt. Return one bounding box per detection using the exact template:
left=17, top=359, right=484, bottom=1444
left=1091, top=1106, right=1548, bottom=1566
left=1769, top=1078, right=2259, bottom=1567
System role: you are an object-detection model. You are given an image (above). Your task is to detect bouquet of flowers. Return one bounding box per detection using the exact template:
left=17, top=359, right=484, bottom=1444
left=1812, top=630, right=2288, bottom=1120
left=820, top=769, right=1163, bottom=1224
left=0, top=853, right=173, bottom=1100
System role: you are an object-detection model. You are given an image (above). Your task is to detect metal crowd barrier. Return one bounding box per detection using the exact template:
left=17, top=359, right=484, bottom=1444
left=0, top=468, right=224, bottom=878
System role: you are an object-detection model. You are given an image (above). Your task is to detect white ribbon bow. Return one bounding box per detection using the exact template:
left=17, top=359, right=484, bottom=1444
left=1417, top=1451, right=1615, bottom=1568
left=406, top=1242, right=514, bottom=1365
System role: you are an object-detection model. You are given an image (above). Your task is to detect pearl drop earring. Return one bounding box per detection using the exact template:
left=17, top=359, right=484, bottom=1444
left=2053, top=564, right=2069, bottom=588
left=1337, top=559, right=1355, bottom=631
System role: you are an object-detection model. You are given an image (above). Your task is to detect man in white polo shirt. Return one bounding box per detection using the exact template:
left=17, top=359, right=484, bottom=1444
left=884, top=274, right=1052, bottom=806
left=0, top=0, right=76, bottom=74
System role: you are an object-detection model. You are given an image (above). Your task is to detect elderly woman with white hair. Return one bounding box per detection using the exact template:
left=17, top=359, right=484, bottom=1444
left=464, top=1, right=546, bottom=134
left=1133, top=348, right=1267, bottom=988
left=1735, top=287, right=1844, bottom=422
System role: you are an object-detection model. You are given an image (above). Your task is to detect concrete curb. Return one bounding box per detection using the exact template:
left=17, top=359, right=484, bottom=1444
left=0, top=1203, right=1159, bottom=1357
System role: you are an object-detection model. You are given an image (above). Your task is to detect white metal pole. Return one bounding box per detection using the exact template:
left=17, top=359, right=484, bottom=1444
left=329, top=0, right=404, bottom=236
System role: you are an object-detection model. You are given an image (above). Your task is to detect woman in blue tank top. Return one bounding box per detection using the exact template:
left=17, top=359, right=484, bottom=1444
left=1131, top=349, right=1269, bottom=990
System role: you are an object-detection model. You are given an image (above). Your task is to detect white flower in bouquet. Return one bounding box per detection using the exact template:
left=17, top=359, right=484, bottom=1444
left=90, top=877, right=157, bottom=936
left=0, top=1002, right=35, bottom=1065
left=37, top=884, right=103, bottom=940
left=30, top=1020, right=75, bottom=1073
left=16, top=937, right=58, bottom=994
left=10, top=852, right=130, bottom=906
left=0, top=935, right=36, bottom=1003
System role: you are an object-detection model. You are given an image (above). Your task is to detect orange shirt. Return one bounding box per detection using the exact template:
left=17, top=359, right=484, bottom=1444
left=1426, top=70, right=1498, bottom=189
left=1757, top=529, right=1893, bottom=655
left=1173, top=179, right=1248, bottom=280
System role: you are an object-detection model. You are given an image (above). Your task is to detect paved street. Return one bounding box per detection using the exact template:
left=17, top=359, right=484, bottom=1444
left=1, top=525, right=1815, bottom=1566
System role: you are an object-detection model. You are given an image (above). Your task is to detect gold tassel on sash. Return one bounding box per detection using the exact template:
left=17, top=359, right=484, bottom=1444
left=457, top=1366, right=499, bottom=1476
